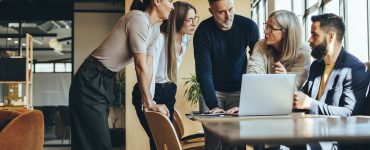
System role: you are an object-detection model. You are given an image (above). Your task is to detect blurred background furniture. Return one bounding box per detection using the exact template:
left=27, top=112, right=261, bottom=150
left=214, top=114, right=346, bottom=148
left=0, top=34, right=33, bottom=109
left=55, top=106, right=70, bottom=144
left=0, top=109, right=44, bottom=150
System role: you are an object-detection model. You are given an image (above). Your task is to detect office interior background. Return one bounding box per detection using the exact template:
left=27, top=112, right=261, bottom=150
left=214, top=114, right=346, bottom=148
left=0, top=0, right=369, bottom=149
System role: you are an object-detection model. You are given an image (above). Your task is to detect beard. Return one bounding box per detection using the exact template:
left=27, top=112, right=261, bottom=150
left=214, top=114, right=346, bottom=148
left=214, top=17, right=233, bottom=30
left=310, top=41, right=328, bottom=59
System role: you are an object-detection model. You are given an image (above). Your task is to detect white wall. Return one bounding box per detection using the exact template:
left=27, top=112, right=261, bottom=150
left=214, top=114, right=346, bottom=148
left=73, top=3, right=125, bottom=131
left=73, top=11, right=123, bottom=73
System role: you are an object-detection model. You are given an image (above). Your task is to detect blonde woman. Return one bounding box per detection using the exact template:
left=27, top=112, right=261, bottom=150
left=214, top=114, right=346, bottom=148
left=226, top=10, right=311, bottom=114
left=69, top=0, right=174, bottom=149
left=132, top=1, right=199, bottom=150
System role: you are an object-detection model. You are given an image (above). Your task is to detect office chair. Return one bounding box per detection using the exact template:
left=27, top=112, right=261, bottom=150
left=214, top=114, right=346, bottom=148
left=173, top=109, right=205, bottom=146
left=145, top=110, right=204, bottom=150
left=145, top=110, right=182, bottom=150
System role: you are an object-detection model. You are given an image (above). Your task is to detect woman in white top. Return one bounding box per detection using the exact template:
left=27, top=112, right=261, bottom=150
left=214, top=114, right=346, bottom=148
left=69, top=0, right=174, bottom=149
left=132, top=1, right=199, bottom=150
left=226, top=10, right=311, bottom=114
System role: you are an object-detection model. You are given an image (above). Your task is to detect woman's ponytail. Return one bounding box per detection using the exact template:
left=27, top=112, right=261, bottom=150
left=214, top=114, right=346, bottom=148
left=130, top=0, right=151, bottom=11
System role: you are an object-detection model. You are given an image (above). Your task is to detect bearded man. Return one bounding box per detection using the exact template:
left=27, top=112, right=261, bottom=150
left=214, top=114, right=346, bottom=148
left=193, top=0, right=259, bottom=149
left=293, top=13, right=370, bottom=117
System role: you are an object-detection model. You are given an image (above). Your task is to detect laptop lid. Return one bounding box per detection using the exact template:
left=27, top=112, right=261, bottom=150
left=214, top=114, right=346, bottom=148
left=238, top=74, right=296, bottom=116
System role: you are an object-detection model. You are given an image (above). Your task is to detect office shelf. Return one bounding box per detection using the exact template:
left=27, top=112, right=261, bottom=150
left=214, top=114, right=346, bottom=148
left=0, top=33, right=33, bottom=110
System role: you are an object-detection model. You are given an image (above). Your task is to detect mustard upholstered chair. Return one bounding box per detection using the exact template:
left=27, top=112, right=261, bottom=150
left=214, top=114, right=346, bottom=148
left=0, top=110, right=44, bottom=150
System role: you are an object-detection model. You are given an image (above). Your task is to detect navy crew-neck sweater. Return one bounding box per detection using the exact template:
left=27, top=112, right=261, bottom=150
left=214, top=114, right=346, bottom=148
left=193, top=15, right=260, bottom=109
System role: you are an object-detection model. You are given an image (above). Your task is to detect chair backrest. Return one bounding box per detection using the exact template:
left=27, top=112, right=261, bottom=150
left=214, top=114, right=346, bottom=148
left=0, top=110, right=44, bottom=150
left=144, top=111, right=182, bottom=150
left=173, top=109, right=185, bottom=139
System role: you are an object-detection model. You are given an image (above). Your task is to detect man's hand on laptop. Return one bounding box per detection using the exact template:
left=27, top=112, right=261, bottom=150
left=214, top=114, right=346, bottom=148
left=209, top=107, right=225, bottom=114
left=293, top=91, right=312, bottom=110
left=226, top=107, right=239, bottom=114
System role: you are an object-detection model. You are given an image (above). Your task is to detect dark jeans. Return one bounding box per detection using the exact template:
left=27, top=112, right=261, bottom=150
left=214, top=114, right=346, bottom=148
left=132, top=82, right=177, bottom=150
left=69, top=58, right=115, bottom=150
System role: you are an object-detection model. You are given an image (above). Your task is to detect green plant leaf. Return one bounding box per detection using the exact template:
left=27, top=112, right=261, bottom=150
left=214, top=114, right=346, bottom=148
left=183, top=73, right=201, bottom=107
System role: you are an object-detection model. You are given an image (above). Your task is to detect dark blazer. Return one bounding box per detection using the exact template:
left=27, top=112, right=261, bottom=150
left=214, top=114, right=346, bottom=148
left=301, top=48, right=370, bottom=116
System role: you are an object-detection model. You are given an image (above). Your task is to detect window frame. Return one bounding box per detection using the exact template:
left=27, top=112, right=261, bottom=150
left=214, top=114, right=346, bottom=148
left=251, top=0, right=370, bottom=61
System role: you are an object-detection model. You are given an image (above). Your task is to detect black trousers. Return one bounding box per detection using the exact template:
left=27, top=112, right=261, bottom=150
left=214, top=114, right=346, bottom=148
left=132, top=82, right=177, bottom=150
left=69, top=58, right=115, bottom=150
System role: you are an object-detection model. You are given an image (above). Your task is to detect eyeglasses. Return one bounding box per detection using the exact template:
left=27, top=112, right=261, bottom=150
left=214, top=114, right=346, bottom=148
left=184, top=16, right=200, bottom=25
left=263, top=23, right=285, bottom=33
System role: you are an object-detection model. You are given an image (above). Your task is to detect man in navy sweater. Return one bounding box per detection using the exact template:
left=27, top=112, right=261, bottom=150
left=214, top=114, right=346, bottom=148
left=193, top=0, right=259, bottom=149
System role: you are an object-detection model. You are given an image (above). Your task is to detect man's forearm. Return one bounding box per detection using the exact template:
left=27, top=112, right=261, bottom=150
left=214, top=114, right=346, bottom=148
left=135, top=65, right=154, bottom=107
left=198, top=76, right=219, bottom=109
left=134, top=54, right=154, bottom=108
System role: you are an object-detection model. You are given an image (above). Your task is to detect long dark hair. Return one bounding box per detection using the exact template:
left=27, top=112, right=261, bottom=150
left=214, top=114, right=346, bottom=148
left=160, top=1, right=197, bottom=82
left=130, top=0, right=152, bottom=11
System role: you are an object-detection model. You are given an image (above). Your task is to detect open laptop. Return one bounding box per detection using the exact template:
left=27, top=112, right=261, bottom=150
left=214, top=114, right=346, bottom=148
left=238, top=74, right=296, bottom=116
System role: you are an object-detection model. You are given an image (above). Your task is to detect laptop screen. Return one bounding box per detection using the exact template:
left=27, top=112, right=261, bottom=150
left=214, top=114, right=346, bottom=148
left=238, top=74, right=296, bottom=116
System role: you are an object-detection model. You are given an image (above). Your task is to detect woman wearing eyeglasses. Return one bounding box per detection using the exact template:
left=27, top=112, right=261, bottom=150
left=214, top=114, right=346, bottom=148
left=248, top=10, right=311, bottom=89
left=132, top=1, right=199, bottom=150
left=226, top=10, right=311, bottom=114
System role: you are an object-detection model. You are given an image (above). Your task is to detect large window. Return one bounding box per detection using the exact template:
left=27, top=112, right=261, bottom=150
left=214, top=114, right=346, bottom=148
left=346, top=0, right=369, bottom=62
left=275, top=0, right=292, bottom=11
left=33, top=62, right=72, bottom=73
left=35, top=63, right=54, bottom=72
left=324, top=0, right=340, bottom=15
left=55, top=63, right=72, bottom=72
left=251, top=0, right=267, bottom=38
left=258, top=0, right=266, bottom=36
left=293, top=0, right=305, bottom=39
left=305, top=11, right=318, bottom=41
left=307, top=0, right=319, bottom=8
left=293, top=0, right=304, bottom=20
left=251, top=0, right=370, bottom=62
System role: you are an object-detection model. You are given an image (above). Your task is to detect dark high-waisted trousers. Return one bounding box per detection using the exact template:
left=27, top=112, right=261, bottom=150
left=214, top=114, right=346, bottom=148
left=69, top=56, right=115, bottom=150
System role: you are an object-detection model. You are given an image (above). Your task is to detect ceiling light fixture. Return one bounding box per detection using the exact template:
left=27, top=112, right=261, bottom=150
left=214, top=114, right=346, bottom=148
left=49, top=38, right=63, bottom=55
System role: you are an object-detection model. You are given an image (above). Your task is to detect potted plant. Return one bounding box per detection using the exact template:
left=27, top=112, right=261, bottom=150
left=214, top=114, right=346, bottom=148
left=183, top=74, right=209, bottom=113
left=109, top=69, right=125, bottom=148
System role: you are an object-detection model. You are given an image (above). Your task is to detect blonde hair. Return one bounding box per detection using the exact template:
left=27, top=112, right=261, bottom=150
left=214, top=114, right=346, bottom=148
left=269, top=10, right=302, bottom=67
left=161, top=1, right=196, bottom=82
